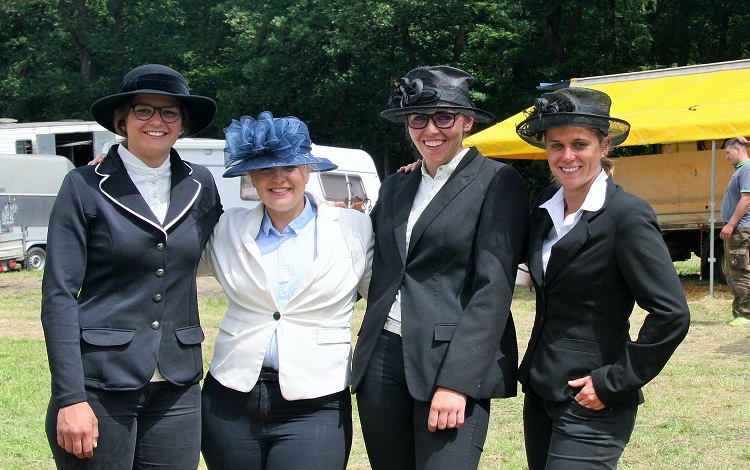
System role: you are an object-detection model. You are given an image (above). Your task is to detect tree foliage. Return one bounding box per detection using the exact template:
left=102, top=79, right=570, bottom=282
left=1, top=0, right=749, bottom=179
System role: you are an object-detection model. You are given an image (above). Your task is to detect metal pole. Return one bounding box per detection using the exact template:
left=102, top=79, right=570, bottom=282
left=709, top=140, right=716, bottom=297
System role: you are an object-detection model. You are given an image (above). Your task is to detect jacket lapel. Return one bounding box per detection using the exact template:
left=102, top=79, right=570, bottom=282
left=291, top=200, right=341, bottom=297
left=392, top=169, right=421, bottom=263
left=542, top=178, right=616, bottom=285
left=529, top=210, right=553, bottom=286
left=163, top=152, right=201, bottom=231
left=407, top=148, right=481, bottom=259
left=97, top=146, right=162, bottom=229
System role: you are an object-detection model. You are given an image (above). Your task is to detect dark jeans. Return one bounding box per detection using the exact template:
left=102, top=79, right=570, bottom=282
left=201, top=372, right=352, bottom=470
left=523, top=388, right=637, bottom=470
left=356, top=331, right=491, bottom=470
left=46, top=382, right=201, bottom=470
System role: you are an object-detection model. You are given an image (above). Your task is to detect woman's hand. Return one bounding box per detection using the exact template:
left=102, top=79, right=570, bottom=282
left=428, top=387, right=467, bottom=432
left=57, top=402, right=99, bottom=458
left=88, top=153, right=107, bottom=166
left=397, top=160, right=421, bottom=174
left=568, top=375, right=605, bottom=410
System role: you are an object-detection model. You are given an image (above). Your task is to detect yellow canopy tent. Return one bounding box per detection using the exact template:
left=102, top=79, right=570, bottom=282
left=464, top=59, right=750, bottom=158
left=465, top=59, right=750, bottom=296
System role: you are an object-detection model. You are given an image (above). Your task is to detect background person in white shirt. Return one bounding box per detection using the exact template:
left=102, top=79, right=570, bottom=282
left=516, top=86, right=690, bottom=470
left=199, top=112, right=373, bottom=470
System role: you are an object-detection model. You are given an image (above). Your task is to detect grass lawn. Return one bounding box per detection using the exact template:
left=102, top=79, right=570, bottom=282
left=1, top=260, right=748, bottom=469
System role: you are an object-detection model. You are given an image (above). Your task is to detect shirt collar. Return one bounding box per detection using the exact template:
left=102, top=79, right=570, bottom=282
left=260, top=194, right=316, bottom=236
left=419, top=147, right=469, bottom=180
left=540, top=169, right=609, bottom=214
left=118, top=145, right=171, bottom=176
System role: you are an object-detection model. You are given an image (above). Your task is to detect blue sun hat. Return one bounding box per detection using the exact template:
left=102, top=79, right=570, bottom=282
left=222, top=111, right=337, bottom=178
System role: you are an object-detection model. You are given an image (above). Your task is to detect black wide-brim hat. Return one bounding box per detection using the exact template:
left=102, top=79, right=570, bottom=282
left=90, top=64, right=216, bottom=136
left=515, top=87, right=630, bottom=148
left=380, top=65, right=494, bottom=123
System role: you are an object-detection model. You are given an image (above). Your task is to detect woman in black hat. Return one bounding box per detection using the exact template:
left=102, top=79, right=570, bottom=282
left=515, top=87, right=690, bottom=469
left=350, top=66, right=528, bottom=469
left=41, top=64, right=221, bottom=469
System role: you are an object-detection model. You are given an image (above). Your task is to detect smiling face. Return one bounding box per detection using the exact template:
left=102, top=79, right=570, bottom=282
left=123, top=94, right=182, bottom=167
left=249, top=165, right=312, bottom=230
left=407, top=112, right=474, bottom=177
left=545, top=126, right=610, bottom=199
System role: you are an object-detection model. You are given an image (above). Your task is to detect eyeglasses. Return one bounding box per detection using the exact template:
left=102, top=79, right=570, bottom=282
left=406, top=112, right=459, bottom=129
left=130, top=103, right=182, bottom=123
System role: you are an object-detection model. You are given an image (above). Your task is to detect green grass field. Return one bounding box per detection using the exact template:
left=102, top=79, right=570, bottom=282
left=1, top=262, right=748, bottom=469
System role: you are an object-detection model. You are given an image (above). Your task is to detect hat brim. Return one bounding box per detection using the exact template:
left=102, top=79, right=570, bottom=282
left=90, top=89, right=216, bottom=136
left=222, top=153, right=337, bottom=178
left=380, top=105, right=494, bottom=123
left=515, top=113, right=631, bottom=149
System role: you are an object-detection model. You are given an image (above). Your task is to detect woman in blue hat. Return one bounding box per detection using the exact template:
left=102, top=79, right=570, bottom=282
left=350, top=65, right=528, bottom=469
left=42, top=64, right=221, bottom=469
left=199, top=112, right=373, bottom=469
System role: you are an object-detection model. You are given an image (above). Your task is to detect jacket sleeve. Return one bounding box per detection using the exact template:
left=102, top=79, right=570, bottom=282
left=437, top=164, right=529, bottom=397
left=591, top=195, right=690, bottom=407
left=41, top=172, right=90, bottom=407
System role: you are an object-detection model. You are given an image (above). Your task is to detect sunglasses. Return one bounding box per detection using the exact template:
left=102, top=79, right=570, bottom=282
left=406, top=112, right=459, bottom=129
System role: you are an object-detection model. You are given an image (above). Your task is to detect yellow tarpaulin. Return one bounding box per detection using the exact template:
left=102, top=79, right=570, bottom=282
left=465, top=59, right=750, bottom=159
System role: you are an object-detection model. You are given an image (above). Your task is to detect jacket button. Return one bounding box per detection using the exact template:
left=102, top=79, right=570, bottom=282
left=273, top=311, right=281, bottom=321
left=153, top=294, right=163, bottom=302
left=156, top=243, right=165, bottom=251
left=156, top=269, right=165, bottom=277
left=151, top=321, right=160, bottom=330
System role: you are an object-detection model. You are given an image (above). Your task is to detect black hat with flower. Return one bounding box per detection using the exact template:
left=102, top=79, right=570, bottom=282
left=380, top=65, right=494, bottom=123
left=222, top=111, right=337, bottom=178
left=515, top=87, right=630, bottom=149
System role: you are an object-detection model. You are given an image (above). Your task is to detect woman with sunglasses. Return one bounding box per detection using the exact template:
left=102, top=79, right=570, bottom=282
left=41, top=64, right=221, bottom=469
left=351, top=65, right=528, bottom=469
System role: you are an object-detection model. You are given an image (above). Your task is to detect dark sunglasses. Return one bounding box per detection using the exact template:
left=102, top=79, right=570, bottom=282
left=406, top=112, right=459, bottom=129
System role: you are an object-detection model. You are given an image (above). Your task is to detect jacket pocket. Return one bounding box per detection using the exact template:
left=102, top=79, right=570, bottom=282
left=433, top=323, right=457, bottom=342
left=317, top=328, right=352, bottom=344
left=555, top=337, right=601, bottom=356
left=81, top=328, right=134, bottom=347
left=175, top=325, right=205, bottom=345
left=217, top=315, right=242, bottom=336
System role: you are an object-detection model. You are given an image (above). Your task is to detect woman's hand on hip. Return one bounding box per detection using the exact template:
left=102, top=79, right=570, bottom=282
left=57, top=401, right=99, bottom=458
left=568, top=375, right=605, bottom=410
left=428, top=387, right=467, bottom=432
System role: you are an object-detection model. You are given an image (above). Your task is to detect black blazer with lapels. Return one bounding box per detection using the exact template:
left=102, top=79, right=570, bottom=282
left=519, top=178, right=690, bottom=408
left=42, top=145, right=222, bottom=408
left=351, top=148, right=528, bottom=402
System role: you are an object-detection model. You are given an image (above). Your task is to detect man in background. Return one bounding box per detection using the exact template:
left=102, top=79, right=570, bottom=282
left=720, top=137, right=750, bottom=326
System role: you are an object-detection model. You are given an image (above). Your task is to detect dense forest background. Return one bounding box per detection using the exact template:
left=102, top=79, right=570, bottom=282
left=2, top=0, right=749, bottom=180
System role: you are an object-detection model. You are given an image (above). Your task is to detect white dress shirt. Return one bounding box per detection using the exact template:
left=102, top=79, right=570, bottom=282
left=540, top=169, right=608, bottom=273
left=118, top=145, right=172, bottom=381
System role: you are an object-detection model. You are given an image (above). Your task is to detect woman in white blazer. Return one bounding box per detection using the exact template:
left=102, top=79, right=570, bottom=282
left=199, top=112, right=373, bottom=470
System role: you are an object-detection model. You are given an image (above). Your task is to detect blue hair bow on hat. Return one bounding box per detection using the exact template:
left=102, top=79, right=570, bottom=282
left=222, top=111, right=337, bottom=178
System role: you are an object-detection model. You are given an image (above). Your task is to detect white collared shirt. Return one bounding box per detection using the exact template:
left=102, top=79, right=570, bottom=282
left=388, top=148, right=470, bottom=322
left=118, top=146, right=171, bottom=224
left=540, top=170, right=608, bottom=273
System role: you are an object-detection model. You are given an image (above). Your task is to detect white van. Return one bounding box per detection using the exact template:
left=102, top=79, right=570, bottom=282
left=172, top=138, right=381, bottom=212
left=0, top=154, right=74, bottom=270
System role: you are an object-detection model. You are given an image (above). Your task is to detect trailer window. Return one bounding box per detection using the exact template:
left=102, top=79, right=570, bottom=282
left=15, top=140, right=32, bottom=154
left=319, top=173, right=367, bottom=204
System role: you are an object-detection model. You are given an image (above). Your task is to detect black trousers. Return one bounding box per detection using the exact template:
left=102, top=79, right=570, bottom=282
left=356, top=330, right=491, bottom=470
left=46, top=382, right=201, bottom=470
left=201, top=372, right=352, bottom=470
left=523, top=387, right=637, bottom=470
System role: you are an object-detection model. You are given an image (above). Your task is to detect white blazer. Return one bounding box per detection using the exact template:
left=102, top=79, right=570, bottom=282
left=200, top=195, right=373, bottom=400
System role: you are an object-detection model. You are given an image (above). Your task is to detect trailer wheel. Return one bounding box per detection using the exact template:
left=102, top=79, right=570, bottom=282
left=25, top=247, right=46, bottom=272
left=701, top=239, right=726, bottom=284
